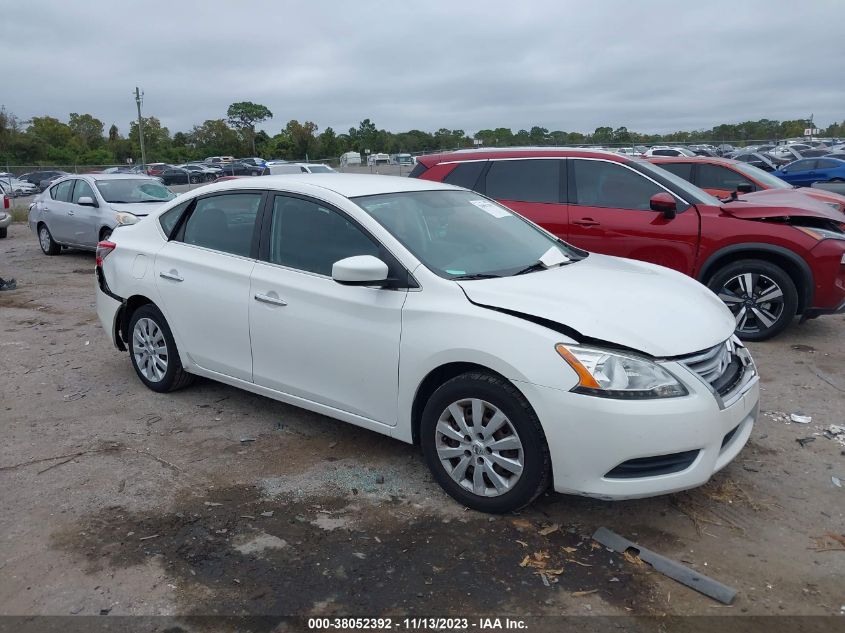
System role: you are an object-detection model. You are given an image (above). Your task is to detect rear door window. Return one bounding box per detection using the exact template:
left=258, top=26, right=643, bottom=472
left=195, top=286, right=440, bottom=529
left=51, top=179, right=74, bottom=202
left=158, top=200, right=193, bottom=238
left=485, top=159, right=560, bottom=203
left=179, top=193, right=263, bottom=257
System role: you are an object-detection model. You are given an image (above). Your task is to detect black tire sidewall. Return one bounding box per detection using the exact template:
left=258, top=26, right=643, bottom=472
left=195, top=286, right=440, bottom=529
left=420, top=374, right=548, bottom=513
left=128, top=305, right=182, bottom=393
left=708, top=259, right=798, bottom=341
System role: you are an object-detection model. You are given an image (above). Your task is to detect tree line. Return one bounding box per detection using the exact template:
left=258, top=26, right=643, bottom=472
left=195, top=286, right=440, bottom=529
left=1, top=101, right=843, bottom=166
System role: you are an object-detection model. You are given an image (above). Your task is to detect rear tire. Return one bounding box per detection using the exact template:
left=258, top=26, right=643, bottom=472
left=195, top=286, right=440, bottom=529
left=38, top=223, right=60, bottom=255
left=190, top=175, right=200, bottom=184
left=420, top=372, right=551, bottom=513
left=0, top=227, right=6, bottom=238
left=128, top=304, right=195, bottom=393
left=707, top=259, right=798, bottom=341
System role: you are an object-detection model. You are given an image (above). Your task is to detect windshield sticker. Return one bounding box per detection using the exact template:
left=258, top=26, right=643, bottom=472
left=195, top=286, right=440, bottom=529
left=446, top=269, right=467, bottom=275
left=539, top=246, right=570, bottom=267
left=469, top=199, right=510, bottom=218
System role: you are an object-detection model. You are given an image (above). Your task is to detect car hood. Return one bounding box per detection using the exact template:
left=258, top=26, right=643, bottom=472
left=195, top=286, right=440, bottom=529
left=723, top=192, right=844, bottom=222
left=458, top=254, right=735, bottom=357
left=108, top=201, right=169, bottom=217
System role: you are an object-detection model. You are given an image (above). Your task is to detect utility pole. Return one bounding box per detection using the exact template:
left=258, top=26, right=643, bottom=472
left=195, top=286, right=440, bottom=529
left=134, top=87, right=147, bottom=168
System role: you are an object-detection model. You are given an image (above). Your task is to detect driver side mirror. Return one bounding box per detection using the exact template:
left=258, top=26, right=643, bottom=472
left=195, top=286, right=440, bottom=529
left=77, top=196, right=97, bottom=207
left=649, top=192, right=677, bottom=219
left=736, top=183, right=753, bottom=194
left=332, top=255, right=389, bottom=286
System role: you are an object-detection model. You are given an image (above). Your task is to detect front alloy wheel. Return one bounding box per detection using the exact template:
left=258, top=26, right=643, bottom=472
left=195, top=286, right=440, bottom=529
left=421, top=372, right=550, bottom=513
left=435, top=398, right=524, bottom=497
left=708, top=259, right=798, bottom=341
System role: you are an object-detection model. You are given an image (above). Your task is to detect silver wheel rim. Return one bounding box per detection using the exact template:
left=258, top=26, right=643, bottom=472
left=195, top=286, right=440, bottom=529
left=435, top=398, right=524, bottom=497
left=132, top=318, right=168, bottom=382
left=718, top=272, right=785, bottom=335
left=39, top=227, right=51, bottom=252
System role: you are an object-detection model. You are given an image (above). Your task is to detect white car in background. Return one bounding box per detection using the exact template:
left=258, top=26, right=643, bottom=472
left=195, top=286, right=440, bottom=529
left=266, top=163, right=336, bottom=175
left=643, top=146, right=698, bottom=157
left=0, top=176, right=37, bottom=197
left=95, top=174, right=758, bottom=512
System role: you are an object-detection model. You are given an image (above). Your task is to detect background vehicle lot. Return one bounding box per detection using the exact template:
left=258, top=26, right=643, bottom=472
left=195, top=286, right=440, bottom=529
left=1, top=223, right=844, bottom=618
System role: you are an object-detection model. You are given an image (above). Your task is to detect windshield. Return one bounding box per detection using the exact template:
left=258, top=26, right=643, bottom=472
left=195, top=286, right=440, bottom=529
left=95, top=179, right=176, bottom=203
left=732, top=161, right=791, bottom=189
left=353, top=190, right=585, bottom=279
left=630, top=159, right=723, bottom=206
left=306, top=165, right=333, bottom=173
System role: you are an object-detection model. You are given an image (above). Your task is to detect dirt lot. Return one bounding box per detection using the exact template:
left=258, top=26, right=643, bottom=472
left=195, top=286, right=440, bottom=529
left=1, top=220, right=844, bottom=625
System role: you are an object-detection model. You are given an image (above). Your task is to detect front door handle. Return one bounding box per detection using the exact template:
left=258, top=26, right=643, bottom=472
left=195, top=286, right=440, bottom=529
left=573, top=218, right=600, bottom=227
left=159, top=270, right=184, bottom=282
left=254, top=292, right=287, bottom=306
left=67, top=210, right=75, bottom=215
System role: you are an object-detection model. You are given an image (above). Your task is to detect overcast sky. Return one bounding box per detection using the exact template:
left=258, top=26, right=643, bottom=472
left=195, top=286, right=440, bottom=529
left=2, top=0, right=842, bottom=137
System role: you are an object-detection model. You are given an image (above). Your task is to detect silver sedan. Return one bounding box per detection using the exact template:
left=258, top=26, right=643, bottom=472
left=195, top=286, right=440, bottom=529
left=28, top=174, right=176, bottom=255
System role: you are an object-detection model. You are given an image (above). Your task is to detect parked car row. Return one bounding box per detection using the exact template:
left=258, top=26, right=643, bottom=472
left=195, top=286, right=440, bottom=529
left=93, top=173, right=760, bottom=513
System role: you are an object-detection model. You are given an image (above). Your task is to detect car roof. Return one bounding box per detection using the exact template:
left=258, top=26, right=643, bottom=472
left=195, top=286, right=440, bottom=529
left=418, top=147, right=626, bottom=166
left=647, top=156, right=744, bottom=167
left=195, top=173, right=458, bottom=198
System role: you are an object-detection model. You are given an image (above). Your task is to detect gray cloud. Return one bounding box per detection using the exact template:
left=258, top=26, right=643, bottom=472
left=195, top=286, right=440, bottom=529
left=2, top=0, right=842, bottom=136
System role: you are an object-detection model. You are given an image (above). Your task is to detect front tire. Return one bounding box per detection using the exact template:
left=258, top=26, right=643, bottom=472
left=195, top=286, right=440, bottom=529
left=128, top=304, right=195, bottom=392
left=190, top=175, right=200, bottom=184
left=38, top=223, right=60, bottom=255
left=707, top=259, right=798, bottom=341
left=420, top=372, right=551, bottom=513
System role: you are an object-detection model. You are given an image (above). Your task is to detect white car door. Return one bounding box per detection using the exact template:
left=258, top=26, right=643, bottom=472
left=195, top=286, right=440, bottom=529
left=66, top=178, right=101, bottom=247
left=249, top=193, right=407, bottom=425
left=154, top=191, right=265, bottom=382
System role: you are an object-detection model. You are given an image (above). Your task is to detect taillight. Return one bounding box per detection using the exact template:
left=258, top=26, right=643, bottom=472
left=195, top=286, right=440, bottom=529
left=96, top=240, right=116, bottom=267
left=2, top=195, right=8, bottom=210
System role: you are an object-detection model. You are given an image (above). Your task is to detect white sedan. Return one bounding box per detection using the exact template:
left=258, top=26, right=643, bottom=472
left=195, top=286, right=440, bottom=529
left=95, top=175, right=759, bottom=512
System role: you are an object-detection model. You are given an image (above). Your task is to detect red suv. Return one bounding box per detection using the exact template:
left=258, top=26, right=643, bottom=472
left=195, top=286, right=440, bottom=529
left=647, top=156, right=845, bottom=214
left=411, top=149, right=845, bottom=340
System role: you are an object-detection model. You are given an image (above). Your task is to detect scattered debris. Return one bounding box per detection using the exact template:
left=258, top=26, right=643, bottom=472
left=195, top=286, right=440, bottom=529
left=572, top=589, right=598, bottom=597
left=808, top=533, right=845, bottom=552
left=239, top=437, right=256, bottom=443
left=795, top=437, right=816, bottom=448
left=592, top=527, right=737, bottom=605
left=260, top=511, right=274, bottom=517
left=0, top=278, right=17, bottom=291
left=538, top=523, right=560, bottom=536
left=561, top=546, right=578, bottom=554
left=519, top=551, right=550, bottom=569
left=824, top=425, right=845, bottom=446
left=139, top=534, right=159, bottom=541
left=511, top=518, right=532, bottom=530
left=352, top=552, right=366, bottom=559
left=790, top=413, right=812, bottom=424
left=204, top=501, right=223, bottom=507
left=833, top=477, right=842, bottom=489
left=234, top=533, right=288, bottom=555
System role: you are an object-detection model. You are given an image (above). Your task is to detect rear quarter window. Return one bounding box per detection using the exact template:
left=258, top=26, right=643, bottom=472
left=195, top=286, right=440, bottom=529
left=443, top=161, right=486, bottom=191
left=485, top=159, right=560, bottom=203
left=408, top=162, right=429, bottom=178
left=158, top=200, right=192, bottom=238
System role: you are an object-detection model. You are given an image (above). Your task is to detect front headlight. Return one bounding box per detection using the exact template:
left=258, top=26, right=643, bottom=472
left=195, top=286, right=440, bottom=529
left=115, top=212, right=139, bottom=226
left=794, top=226, right=845, bottom=241
left=555, top=344, right=688, bottom=399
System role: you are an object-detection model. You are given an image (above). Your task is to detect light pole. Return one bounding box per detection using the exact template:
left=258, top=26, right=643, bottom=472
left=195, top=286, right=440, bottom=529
left=135, top=87, right=147, bottom=169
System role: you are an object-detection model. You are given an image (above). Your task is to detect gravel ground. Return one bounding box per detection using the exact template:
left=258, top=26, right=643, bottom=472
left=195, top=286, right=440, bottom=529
left=1, top=220, right=844, bottom=624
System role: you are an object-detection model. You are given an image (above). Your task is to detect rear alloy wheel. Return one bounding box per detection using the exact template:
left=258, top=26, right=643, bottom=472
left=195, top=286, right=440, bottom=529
left=38, top=223, right=61, bottom=255
left=421, top=372, right=550, bottom=513
left=128, top=304, right=194, bottom=392
left=190, top=175, right=200, bottom=184
left=708, top=259, right=798, bottom=341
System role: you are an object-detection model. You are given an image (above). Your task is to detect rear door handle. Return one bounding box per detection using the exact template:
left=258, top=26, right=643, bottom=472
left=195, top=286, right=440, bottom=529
left=254, top=292, right=287, bottom=306
left=159, top=270, right=184, bottom=282
left=67, top=210, right=74, bottom=215
left=573, top=218, right=600, bottom=227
